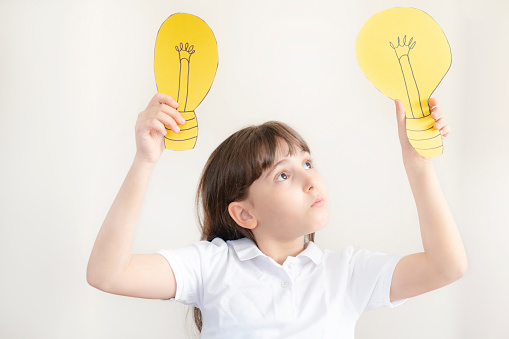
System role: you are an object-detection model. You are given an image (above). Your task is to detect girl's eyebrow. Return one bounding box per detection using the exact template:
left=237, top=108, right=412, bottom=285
left=264, top=159, right=289, bottom=179
left=264, top=150, right=310, bottom=179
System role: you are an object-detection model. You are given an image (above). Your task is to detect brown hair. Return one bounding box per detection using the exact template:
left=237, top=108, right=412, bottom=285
left=189, top=121, right=315, bottom=333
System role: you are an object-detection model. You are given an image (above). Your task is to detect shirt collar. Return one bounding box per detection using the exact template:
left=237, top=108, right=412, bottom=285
left=229, top=237, right=323, bottom=266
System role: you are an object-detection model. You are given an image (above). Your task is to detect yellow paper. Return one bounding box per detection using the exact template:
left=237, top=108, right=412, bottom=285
left=154, top=13, right=218, bottom=151
left=356, top=7, right=452, bottom=157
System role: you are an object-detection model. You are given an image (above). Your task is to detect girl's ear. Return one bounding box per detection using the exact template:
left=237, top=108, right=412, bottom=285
left=228, top=202, right=257, bottom=229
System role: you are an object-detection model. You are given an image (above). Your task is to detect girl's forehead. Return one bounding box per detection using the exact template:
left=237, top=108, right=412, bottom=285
left=257, top=137, right=310, bottom=172
left=271, top=147, right=310, bottom=168
left=273, top=140, right=308, bottom=159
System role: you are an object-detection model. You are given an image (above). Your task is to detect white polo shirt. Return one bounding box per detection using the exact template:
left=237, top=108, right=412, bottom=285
left=157, top=237, right=406, bottom=338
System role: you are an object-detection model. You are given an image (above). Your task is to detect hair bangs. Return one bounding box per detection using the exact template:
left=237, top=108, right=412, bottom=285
left=253, top=122, right=310, bottom=175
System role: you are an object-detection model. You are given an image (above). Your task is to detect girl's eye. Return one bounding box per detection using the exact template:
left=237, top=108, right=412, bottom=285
left=276, top=172, right=289, bottom=182
left=304, top=160, right=312, bottom=169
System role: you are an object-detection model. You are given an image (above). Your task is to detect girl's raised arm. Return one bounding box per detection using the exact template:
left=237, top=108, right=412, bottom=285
left=86, top=93, right=185, bottom=299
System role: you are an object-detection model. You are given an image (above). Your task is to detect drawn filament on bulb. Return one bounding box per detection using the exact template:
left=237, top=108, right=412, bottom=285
left=175, top=42, right=195, bottom=111
left=389, top=36, right=424, bottom=119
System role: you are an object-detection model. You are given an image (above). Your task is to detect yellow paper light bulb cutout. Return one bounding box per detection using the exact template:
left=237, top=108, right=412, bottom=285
left=154, top=13, right=218, bottom=150
left=356, top=7, right=452, bottom=157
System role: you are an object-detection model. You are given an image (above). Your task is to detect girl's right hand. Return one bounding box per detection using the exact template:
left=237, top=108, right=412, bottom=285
left=134, top=93, right=185, bottom=164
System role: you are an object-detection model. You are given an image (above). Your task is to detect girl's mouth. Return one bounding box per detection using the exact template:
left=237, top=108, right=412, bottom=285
left=311, top=197, right=324, bottom=207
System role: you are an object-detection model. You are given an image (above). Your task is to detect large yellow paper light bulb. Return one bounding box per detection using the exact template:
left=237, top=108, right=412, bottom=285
left=356, top=7, right=452, bottom=157
left=154, top=13, right=218, bottom=150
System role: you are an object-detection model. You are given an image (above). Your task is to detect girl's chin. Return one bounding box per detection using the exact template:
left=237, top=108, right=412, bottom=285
left=310, top=220, right=328, bottom=233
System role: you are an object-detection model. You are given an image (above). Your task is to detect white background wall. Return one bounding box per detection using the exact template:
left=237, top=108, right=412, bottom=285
left=1, top=0, right=507, bottom=338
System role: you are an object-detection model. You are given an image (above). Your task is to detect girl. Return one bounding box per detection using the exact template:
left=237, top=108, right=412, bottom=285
left=87, top=93, right=467, bottom=338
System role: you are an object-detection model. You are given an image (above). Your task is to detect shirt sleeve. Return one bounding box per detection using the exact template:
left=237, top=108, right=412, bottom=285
left=348, top=248, right=407, bottom=314
left=156, top=237, right=228, bottom=308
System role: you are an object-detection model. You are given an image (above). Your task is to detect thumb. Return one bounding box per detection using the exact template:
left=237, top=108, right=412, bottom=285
left=394, top=99, right=409, bottom=146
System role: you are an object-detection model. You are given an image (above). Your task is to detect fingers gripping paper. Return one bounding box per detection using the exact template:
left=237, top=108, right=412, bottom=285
left=356, top=7, right=452, bottom=157
left=154, top=13, right=218, bottom=151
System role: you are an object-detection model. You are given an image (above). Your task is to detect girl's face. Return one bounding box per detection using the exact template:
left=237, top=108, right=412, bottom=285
left=245, top=142, right=328, bottom=242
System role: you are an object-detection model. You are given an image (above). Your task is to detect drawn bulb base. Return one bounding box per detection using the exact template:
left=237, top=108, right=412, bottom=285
left=406, top=113, right=443, bottom=157
left=164, top=111, right=198, bottom=151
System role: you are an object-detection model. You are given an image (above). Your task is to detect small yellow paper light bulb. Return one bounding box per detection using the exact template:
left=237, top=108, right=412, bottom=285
left=154, top=13, right=218, bottom=151
left=356, top=7, right=452, bottom=157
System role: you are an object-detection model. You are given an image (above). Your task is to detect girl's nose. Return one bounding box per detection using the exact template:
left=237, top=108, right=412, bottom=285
left=304, top=172, right=318, bottom=192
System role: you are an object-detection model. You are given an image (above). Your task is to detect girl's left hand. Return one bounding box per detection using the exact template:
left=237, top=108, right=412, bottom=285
left=395, top=98, right=451, bottom=162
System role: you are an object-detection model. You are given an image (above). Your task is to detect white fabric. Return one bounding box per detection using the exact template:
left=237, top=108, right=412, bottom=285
left=157, top=237, right=406, bottom=338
